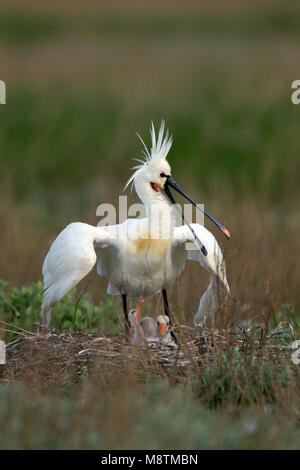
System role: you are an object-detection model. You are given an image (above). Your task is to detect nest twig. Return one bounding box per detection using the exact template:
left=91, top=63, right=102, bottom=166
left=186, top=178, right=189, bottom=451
left=0, top=320, right=294, bottom=388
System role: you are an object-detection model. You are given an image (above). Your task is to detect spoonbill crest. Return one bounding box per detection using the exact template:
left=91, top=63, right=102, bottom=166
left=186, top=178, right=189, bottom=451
left=40, top=121, right=230, bottom=333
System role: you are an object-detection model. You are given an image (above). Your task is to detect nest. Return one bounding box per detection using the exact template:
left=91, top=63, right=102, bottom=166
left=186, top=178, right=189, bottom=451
left=0, top=320, right=294, bottom=388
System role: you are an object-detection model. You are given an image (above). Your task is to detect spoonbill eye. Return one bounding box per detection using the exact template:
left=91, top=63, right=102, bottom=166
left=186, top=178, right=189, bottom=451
left=160, top=173, right=166, bottom=177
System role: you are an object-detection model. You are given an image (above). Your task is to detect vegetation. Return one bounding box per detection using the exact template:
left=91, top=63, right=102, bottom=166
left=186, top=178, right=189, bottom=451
left=0, top=282, right=299, bottom=449
left=0, top=0, right=299, bottom=450
left=0, top=281, right=120, bottom=336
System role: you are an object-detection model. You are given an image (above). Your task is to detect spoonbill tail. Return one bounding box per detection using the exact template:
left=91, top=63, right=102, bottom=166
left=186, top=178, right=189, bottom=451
left=40, top=121, right=230, bottom=333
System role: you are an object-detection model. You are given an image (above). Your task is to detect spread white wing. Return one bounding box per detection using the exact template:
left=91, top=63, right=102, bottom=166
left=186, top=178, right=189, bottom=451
left=41, top=222, right=119, bottom=327
left=172, top=224, right=230, bottom=326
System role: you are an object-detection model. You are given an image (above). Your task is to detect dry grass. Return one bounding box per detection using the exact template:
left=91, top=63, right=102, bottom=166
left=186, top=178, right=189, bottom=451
left=3, top=322, right=295, bottom=387
left=0, top=319, right=299, bottom=449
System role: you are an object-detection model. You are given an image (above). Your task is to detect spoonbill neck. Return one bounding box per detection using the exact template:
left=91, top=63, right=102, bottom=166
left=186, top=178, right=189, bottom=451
left=146, top=198, right=175, bottom=239
left=134, top=177, right=175, bottom=238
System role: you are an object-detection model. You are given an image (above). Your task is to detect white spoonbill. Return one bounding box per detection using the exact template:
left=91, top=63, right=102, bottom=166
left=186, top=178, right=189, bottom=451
left=40, top=121, right=230, bottom=334
left=141, top=315, right=175, bottom=346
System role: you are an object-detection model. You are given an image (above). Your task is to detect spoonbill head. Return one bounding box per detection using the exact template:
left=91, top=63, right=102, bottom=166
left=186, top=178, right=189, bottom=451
left=40, top=121, right=230, bottom=335
left=156, top=314, right=169, bottom=337
left=156, top=315, right=174, bottom=344
left=140, top=314, right=175, bottom=346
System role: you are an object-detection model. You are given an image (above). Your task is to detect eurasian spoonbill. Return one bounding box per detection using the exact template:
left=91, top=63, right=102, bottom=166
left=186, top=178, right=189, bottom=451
left=128, top=299, right=145, bottom=346
left=40, top=121, right=230, bottom=334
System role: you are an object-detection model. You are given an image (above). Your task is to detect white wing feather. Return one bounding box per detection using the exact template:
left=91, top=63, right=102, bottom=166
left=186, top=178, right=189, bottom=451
left=172, top=224, right=230, bottom=326
left=41, top=222, right=117, bottom=327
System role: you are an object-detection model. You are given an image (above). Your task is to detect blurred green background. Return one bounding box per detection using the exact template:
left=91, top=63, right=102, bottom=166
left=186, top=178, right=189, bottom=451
left=0, top=0, right=299, bottom=316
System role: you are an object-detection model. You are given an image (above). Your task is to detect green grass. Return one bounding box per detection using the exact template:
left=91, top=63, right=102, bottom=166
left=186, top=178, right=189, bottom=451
left=1, top=86, right=299, bottom=215
left=1, top=4, right=300, bottom=221
left=0, top=11, right=61, bottom=44
left=198, top=349, right=294, bottom=407
left=1, top=7, right=300, bottom=45
left=0, top=280, right=122, bottom=338
left=0, top=282, right=299, bottom=450
left=0, top=379, right=299, bottom=450
left=0, top=89, right=120, bottom=204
